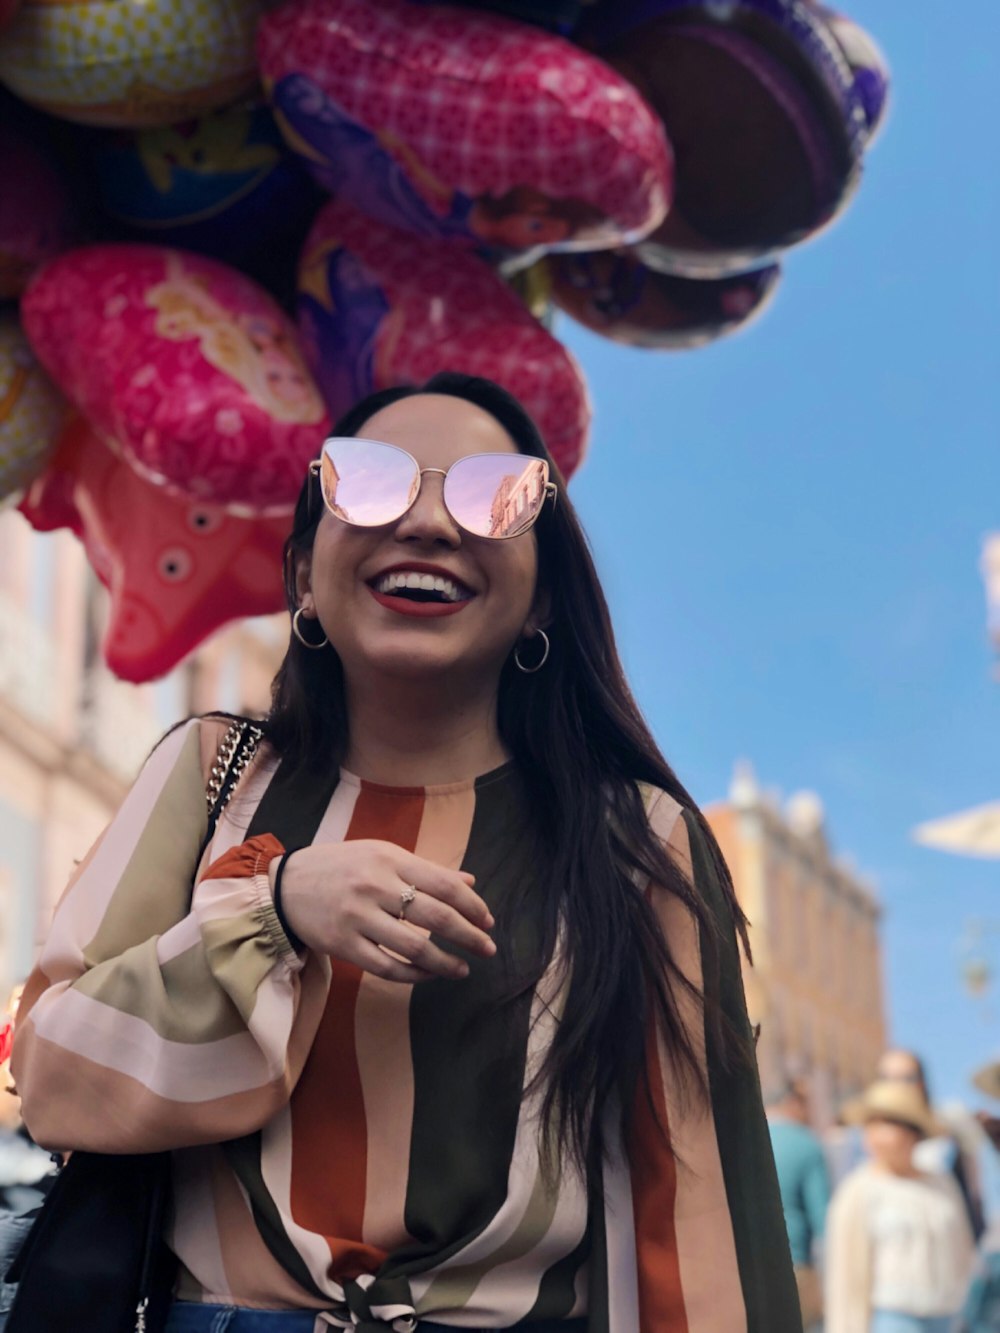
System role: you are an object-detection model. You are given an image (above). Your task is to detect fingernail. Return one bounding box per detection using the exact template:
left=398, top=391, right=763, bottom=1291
left=458, top=963, right=470, bottom=978
left=484, top=940, right=497, bottom=955
left=486, top=913, right=495, bottom=928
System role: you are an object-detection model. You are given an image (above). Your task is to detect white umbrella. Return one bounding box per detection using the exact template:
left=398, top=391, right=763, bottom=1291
left=912, top=802, right=1000, bottom=858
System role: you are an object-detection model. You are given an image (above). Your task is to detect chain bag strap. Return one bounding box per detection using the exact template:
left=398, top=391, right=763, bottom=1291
left=204, top=719, right=264, bottom=842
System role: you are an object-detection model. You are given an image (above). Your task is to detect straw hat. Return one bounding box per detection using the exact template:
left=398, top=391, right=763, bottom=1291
left=841, top=1080, right=944, bottom=1139
left=972, top=1058, right=1000, bottom=1102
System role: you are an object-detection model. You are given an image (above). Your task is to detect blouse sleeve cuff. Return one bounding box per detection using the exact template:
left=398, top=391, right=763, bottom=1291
left=200, top=833, right=303, bottom=974
left=250, top=848, right=305, bottom=972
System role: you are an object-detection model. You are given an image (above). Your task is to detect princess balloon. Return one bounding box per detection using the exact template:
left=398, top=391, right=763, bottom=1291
left=22, top=245, right=330, bottom=512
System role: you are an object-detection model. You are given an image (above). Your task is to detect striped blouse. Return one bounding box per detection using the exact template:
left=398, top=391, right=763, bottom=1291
left=12, top=718, right=800, bottom=1332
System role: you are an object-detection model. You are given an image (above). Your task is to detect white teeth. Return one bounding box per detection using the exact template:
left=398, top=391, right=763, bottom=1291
left=373, top=570, right=471, bottom=603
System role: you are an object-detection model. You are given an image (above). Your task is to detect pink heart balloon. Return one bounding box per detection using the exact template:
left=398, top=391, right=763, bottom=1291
left=22, top=244, right=330, bottom=513
left=298, top=199, right=591, bottom=477
left=19, top=416, right=290, bottom=682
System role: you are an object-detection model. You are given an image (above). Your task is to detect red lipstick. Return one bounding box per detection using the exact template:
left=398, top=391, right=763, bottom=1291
left=369, top=589, right=472, bottom=618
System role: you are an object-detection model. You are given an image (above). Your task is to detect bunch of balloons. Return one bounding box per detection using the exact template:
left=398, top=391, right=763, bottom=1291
left=0, top=0, right=889, bottom=681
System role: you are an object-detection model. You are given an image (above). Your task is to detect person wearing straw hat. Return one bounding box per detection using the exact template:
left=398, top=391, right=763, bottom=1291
left=826, top=1079, right=977, bottom=1333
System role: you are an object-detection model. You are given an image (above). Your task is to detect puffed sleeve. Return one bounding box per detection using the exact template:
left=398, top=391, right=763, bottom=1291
left=12, top=719, right=328, bottom=1155
left=627, top=790, right=803, bottom=1332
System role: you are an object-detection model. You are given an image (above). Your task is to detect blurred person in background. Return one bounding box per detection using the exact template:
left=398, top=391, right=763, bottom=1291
left=0, top=984, right=53, bottom=1331
left=826, top=1079, right=976, bottom=1333
left=0, top=984, right=51, bottom=1212
left=766, top=1075, right=830, bottom=1332
left=954, top=1060, right=1000, bottom=1333
left=877, top=1048, right=986, bottom=1241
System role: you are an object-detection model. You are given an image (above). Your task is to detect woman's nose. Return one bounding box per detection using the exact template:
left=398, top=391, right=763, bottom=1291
left=392, top=471, right=461, bottom=546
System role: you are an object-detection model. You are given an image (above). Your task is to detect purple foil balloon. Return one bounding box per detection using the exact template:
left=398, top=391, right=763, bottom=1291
left=578, top=0, right=871, bottom=277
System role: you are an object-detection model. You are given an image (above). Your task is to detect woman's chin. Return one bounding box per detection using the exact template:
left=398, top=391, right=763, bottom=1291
left=349, top=640, right=491, bottom=683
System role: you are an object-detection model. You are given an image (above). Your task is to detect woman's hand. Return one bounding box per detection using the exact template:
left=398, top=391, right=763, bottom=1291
left=272, top=840, right=497, bottom=983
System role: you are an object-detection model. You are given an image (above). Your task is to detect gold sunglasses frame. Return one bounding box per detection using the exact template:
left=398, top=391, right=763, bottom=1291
left=308, top=437, right=558, bottom=540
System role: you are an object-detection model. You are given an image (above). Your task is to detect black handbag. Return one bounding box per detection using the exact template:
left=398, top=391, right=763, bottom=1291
left=4, top=719, right=263, bottom=1333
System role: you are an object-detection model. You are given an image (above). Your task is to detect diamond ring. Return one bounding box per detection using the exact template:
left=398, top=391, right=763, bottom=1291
left=398, top=885, right=417, bottom=921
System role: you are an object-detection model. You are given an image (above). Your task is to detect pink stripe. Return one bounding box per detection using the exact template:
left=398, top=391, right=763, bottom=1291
left=30, top=987, right=281, bottom=1101
left=655, top=809, right=747, bottom=1333
left=171, top=1145, right=234, bottom=1300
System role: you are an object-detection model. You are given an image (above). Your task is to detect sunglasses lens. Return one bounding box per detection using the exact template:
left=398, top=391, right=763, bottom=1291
left=320, top=438, right=419, bottom=527
left=445, top=455, right=549, bottom=538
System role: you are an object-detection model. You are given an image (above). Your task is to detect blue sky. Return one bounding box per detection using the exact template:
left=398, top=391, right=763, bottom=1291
left=561, top=1, right=1000, bottom=1117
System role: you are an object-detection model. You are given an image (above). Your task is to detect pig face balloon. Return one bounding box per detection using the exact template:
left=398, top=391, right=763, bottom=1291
left=22, top=244, right=329, bottom=512
left=18, top=416, right=291, bottom=682
left=297, top=199, right=591, bottom=477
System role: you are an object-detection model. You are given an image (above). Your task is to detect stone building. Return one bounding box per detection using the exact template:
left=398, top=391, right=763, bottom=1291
left=706, top=762, right=887, bottom=1128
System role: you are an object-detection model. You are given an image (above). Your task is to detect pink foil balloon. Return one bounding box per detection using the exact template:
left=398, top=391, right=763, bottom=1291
left=259, top=0, right=672, bottom=256
left=21, top=245, right=330, bottom=512
left=298, top=200, right=591, bottom=477
left=19, top=416, right=290, bottom=682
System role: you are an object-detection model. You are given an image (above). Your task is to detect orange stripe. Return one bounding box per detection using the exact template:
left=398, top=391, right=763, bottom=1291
left=288, top=783, right=425, bottom=1278
left=631, top=1001, right=689, bottom=1332
left=203, top=833, right=285, bottom=882
left=358, top=783, right=477, bottom=1248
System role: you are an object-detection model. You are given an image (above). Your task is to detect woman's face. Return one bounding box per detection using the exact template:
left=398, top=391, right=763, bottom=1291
left=864, top=1117, right=921, bottom=1174
left=298, top=393, right=545, bottom=687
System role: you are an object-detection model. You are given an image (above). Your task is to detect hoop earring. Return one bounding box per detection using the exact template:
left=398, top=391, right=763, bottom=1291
left=514, top=628, right=550, bottom=674
left=292, top=607, right=329, bottom=650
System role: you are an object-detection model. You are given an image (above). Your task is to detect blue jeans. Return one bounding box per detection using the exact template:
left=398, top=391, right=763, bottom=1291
left=870, top=1312, right=954, bottom=1333
left=165, top=1303, right=587, bottom=1332
left=165, top=1306, right=317, bottom=1332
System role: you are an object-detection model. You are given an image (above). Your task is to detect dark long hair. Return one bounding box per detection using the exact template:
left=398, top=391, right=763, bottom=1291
left=268, top=372, right=751, bottom=1170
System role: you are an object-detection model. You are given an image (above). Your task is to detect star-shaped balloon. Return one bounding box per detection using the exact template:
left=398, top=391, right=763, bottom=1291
left=19, top=416, right=292, bottom=682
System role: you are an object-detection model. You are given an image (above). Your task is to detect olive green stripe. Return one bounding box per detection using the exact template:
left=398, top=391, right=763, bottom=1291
left=83, top=724, right=208, bottom=966
left=201, top=908, right=286, bottom=1026
left=523, top=1214, right=592, bottom=1322
left=73, top=937, right=246, bottom=1043
left=419, top=1149, right=560, bottom=1310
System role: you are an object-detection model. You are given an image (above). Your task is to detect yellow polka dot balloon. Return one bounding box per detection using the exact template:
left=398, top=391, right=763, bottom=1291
left=0, top=313, right=66, bottom=504
left=0, top=0, right=264, bottom=126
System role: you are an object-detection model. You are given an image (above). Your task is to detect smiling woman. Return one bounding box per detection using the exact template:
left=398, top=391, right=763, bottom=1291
left=11, top=374, right=802, bottom=1333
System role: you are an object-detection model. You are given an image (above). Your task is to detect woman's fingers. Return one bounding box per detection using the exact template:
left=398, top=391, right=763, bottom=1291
left=369, top=917, right=472, bottom=981
left=388, top=885, right=497, bottom=960
left=352, top=938, right=436, bottom=986
left=393, top=848, right=495, bottom=927
left=275, top=841, right=497, bottom=986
